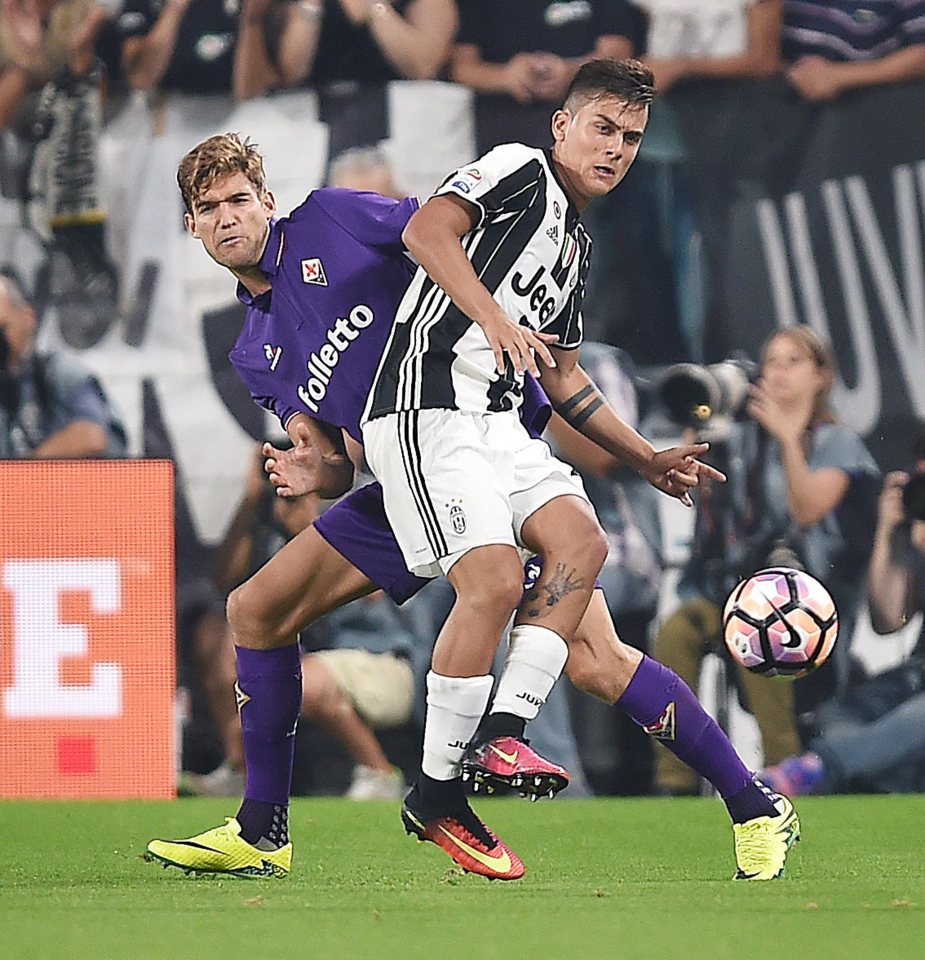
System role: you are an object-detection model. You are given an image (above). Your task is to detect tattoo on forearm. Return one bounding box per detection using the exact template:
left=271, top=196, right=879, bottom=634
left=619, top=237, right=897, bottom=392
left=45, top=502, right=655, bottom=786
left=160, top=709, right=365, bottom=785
left=522, top=562, right=586, bottom=618
left=555, top=385, right=595, bottom=417
left=556, top=385, right=605, bottom=429
left=569, top=396, right=605, bottom=428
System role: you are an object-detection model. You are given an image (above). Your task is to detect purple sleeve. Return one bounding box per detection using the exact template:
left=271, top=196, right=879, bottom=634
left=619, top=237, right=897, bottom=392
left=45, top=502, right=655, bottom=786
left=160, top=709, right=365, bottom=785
left=308, top=189, right=419, bottom=252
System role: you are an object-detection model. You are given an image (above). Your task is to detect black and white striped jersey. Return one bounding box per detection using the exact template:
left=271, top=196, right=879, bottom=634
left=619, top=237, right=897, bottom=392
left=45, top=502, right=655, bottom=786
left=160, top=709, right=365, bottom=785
left=363, top=143, right=592, bottom=422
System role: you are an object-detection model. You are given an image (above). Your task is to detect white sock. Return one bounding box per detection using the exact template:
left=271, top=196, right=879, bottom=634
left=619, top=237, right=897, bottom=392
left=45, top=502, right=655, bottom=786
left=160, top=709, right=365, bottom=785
left=489, top=624, right=568, bottom=722
left=421, top=671, right=494, bottom=781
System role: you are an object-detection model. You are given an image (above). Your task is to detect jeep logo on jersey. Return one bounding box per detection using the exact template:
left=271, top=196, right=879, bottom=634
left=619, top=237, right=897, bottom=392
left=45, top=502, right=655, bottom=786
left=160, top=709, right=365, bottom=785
left=448, top=501, right=467, bottom=535
left=301, top=258, right=328, bottom=285
left=510, top=264, right=557, bottom=326
left=296, top=304, right=374, bottom=413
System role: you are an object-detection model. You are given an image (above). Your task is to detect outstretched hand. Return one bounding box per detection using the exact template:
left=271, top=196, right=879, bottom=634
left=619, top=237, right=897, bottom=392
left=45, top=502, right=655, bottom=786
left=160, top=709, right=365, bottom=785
left=641, top=441, right=727, bottom=507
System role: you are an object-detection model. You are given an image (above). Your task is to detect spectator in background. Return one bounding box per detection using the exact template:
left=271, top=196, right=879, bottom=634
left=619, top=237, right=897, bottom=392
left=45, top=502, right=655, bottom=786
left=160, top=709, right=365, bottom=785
left=783, top=0, right=925, bottom=102
left=761, top=433, right=925, bottom=796
left=0, top=0, right=112, bottom=129
left=652, top=326, right=880, bottom=795
left=119, top=0, right=238, bottom=94
left=327, top=144, right=405, bottom=198
left=233, top=0, right=457, bottom=156
left=547, top=342, right=665, bottom=795
left=581, top=0, right=782, bottom=361
left=0, top=272, right=127, bottom=458
left=450, top=0, right=645, bottom=155
left=184, top=443, right=418, bottom=801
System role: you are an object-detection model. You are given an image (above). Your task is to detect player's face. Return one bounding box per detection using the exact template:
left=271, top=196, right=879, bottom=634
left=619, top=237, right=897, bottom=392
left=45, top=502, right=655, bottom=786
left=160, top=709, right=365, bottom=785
left=760, top=333, right=825, bottom=403
left=185, top=172, right=276, bottom=272
left=550, top=95, right=648, bottom=208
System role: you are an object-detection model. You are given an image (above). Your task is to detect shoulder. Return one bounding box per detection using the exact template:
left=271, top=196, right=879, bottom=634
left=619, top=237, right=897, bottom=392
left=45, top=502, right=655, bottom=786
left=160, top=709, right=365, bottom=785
left=812, top=422, right=879, bottom=474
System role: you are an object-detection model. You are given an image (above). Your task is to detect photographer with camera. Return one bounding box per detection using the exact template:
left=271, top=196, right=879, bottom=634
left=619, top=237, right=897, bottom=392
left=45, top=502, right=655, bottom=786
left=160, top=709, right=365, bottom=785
left=0, top=272, right=126, bottom=459
left=760, top=431, right=925, bottom=795
left=653, top=326, right=880, bottom=795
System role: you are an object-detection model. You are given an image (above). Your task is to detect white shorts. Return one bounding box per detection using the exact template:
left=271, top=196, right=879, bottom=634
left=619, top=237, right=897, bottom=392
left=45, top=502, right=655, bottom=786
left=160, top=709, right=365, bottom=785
left=362, top=409, right=589, bottom=578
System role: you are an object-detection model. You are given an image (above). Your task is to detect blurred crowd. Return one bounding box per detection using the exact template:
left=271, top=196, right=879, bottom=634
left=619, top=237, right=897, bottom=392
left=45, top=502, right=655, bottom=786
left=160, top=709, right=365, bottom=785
left=2, top=0, right=925, bottom=797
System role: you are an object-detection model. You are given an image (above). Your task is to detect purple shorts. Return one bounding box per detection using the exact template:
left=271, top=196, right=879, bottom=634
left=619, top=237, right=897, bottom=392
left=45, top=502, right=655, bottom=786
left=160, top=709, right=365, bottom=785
left=314, top=482, right=429, bottom=605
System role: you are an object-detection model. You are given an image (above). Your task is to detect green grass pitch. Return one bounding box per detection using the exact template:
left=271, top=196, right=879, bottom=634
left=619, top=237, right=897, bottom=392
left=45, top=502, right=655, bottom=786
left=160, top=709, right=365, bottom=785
left=2, top=796, right=923, bottom=960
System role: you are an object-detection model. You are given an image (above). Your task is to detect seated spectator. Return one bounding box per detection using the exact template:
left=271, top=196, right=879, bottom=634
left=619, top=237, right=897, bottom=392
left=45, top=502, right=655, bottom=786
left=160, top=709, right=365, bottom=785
left=782, top=0, right=925, bottom=102
left=118, top=0, right=239, bottom=94
left=449, top=0, right=645, bottom=154
left=183, top=444, right=417, bottom=801
left=652, top=326, right=880, bottom=794
left=0, top=272, right=127, bottom=458
left=761, top=433, right=925, bottom=795
left=233, top=0, right=457, bottom=156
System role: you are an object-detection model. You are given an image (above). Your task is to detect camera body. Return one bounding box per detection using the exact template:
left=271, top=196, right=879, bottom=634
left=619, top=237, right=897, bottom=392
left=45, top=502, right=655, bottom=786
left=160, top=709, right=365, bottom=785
left=655, top=356, right=756, bottom=436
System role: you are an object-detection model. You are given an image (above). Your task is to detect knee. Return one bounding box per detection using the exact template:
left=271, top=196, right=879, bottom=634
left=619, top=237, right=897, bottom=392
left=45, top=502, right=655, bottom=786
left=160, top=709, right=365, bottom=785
left=226, top=581, right=281, bottom=649
left=539, top=511, right=608, bottom=578
left=453, top=553, right=524, bottom=616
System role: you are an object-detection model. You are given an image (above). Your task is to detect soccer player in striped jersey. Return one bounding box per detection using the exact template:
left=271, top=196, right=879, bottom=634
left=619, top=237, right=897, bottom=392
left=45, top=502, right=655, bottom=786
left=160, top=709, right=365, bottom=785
left=358, top=58, right=740, bottom=873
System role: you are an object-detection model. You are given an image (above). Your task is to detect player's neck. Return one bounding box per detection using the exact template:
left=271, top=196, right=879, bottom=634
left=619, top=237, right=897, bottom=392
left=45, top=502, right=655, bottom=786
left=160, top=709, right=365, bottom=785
left=549, top=150, right=590, bottom=212
left=234, top=266, right=272, bottom=297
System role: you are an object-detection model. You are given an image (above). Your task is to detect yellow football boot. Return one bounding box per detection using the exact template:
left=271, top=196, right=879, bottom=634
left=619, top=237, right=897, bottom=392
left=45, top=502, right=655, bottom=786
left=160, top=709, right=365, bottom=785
left=145, top=818, right=291, bottom=878
left=733, top=795, right=800, bottom=881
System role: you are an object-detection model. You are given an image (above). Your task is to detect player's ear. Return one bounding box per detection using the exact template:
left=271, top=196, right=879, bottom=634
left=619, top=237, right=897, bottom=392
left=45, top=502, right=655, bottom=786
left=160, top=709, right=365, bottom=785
left=184, top=212, right=199, bottom=238
left=262, top=190, right=277, bottom=218
left=551, top=109, right=571, bottom=143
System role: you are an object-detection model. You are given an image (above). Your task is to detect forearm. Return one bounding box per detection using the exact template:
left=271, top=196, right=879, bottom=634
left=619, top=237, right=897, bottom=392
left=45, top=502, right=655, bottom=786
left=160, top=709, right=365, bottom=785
left=867, top=529, right=915, bottom=633
left=213, top=494, right=263, bottom=593
left=0, top=64, right=29, bottom=130
left=277, top=3, right=323, bottom=85
left=30, top=421, right=108, bottom=458
left=541, top=363, right=654, bottom=472
left=233, top=15, right=282, bottom=99
left=832, top=45, right=925, bottom=91
left=367, top=0, right=456, bottom=80
left=450, top=48, right=513, bottom=94
left=777, top=437, right=838, bottom=526
left=123, top=5, right=187, bottom=91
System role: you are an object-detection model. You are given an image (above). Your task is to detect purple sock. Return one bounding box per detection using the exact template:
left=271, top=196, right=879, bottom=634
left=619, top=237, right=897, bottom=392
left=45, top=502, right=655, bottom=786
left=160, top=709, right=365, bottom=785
left=234, top=644, right=302, bottom=836
left=618, top=656, right=776, bottom=822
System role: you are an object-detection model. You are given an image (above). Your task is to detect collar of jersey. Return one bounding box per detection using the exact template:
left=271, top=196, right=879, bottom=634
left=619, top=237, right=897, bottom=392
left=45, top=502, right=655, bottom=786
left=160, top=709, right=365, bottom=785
left=543, top=147, right=581, bottom=230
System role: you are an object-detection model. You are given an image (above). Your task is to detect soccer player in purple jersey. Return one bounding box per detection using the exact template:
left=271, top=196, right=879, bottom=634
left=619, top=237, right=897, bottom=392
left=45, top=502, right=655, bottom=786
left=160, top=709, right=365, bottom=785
left=146, top=123, right=796, bottom=883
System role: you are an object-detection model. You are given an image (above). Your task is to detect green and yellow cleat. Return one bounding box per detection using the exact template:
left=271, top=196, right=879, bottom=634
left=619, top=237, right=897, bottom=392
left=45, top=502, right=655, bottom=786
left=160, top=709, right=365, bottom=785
left=733, top=794, right=800, bottom=881
left=144, top=818, right=291, bottom=878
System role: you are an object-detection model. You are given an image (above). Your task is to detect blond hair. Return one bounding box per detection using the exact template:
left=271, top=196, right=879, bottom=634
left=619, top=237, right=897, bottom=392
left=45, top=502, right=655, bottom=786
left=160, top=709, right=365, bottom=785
left=177, top=133, right=267, bottom=215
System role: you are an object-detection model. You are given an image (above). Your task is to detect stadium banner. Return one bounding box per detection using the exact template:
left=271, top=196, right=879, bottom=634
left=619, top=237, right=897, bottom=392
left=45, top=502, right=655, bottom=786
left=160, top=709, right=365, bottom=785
left=672, top=77, right=925, bottom=467
left=0, top=459, right=175, bottom=798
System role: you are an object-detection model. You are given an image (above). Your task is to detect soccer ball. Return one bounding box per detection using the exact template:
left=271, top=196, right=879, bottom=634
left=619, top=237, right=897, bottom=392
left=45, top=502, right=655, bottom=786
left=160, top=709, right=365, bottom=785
left=722, top=567, right=838, bottom=678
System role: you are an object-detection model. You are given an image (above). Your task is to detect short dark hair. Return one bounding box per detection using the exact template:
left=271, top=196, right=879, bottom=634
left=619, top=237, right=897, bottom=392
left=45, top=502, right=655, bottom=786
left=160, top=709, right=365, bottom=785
left=563, top=58, right=655, bottom=113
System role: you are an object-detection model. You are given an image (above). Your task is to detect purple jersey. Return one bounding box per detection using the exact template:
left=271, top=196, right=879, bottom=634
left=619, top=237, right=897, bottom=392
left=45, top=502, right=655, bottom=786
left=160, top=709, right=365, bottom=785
left=226, top=187, right=554, bottom=603
left=230, top=189, right=420, bottom=443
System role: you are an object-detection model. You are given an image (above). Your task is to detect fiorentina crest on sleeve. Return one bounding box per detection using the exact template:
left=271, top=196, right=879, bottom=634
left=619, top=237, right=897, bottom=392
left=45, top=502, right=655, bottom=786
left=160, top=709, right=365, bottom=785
left=301, top=257, right=328, bottom=285
left=643, top=701, right=676, bottom=740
